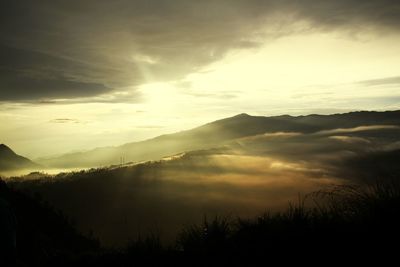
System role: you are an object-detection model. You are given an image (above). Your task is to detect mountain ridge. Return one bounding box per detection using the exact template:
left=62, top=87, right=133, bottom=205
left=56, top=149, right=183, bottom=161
left=38, top=110, right=400, bottom=169
left=0, top=144, right=40, bottom=171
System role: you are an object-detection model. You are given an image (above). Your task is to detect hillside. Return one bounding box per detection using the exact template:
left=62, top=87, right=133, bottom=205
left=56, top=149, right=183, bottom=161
left=9, top=119, right=400, bottom=246
left=5, top=177, right=400, bottom=265
left=0, top=179, right=99, bottom=266
left=38, top=110, right=400, bottom=168
left=0, top=144, right=39, bottom=172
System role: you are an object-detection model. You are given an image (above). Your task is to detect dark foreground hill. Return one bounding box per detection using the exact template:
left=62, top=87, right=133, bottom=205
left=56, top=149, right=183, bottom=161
left=39, top=110, right=400, bottom=168
left=0, top=179, right=99, bottom=266
left=0, top=144, right=39, bottom=172
left=3, top=177, right=400, bottom=266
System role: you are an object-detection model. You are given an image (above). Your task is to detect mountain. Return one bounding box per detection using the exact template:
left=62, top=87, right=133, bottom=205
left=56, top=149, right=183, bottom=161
left=39, top=110, right=400, bottom=168
left=10, top=110, right=400, bottom=246
left=0, top=144, right=39, bottom=171
left=11, top=132, right=400, bottom=246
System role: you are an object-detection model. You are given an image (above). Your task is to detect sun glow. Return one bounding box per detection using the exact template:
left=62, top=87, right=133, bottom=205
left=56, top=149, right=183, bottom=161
left=2, top=31, right=400, bottom=157
left=184, top=32, right=400, bottom=99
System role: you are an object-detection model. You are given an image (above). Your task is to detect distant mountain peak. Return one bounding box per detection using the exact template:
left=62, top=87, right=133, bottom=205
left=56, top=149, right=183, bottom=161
left=38, top=109, right=400, bottom=169
left=0, top=144, right=39, bottom=171
left=234, top=113, right=251, bottom=118
left=0, top=144, right=15, bottom=155
left=0, top=143, right=9, bottom=149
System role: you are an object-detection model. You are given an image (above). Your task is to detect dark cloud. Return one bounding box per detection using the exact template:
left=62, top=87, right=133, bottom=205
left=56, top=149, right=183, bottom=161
left=0, top=44, right=126, bottom=101
left=0, top=69, right=110, bottom=101
left=293, top=0, right=400, bottom=31
left=1, top=0, right=400, bottom=102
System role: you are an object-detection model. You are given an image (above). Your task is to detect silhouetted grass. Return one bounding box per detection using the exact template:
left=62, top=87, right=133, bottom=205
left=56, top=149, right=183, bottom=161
left=3, top=177, right=400, bottom=266
left=175, top=179, right=400, bottom=264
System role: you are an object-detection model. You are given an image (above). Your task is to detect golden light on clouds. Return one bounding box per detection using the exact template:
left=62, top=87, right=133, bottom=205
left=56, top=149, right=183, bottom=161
left=1, top=2, right=400, bottom=157
left=185, top=32, right=400, bottom=96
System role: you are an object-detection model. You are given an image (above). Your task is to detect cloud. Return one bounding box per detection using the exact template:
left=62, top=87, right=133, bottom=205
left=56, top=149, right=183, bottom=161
left=328, top=135, right=371, bottom=144
left=135, top=125, right=164, bottom=129
left=219, top=122, right=400, bottom=183
left=49, top=118, right=80, bottom=124
left=0, top=44, right=115, bottom=101
left=1, top=0, right=400, bottom=102
left=315, top=125, right=400, bottom=135
left=184, top=91, right=238, bottom=99
left=359, top=76, right=400, bottom=86
left=0, top=69, right=111, bottom=101
left=293, top=0, right=400, bottom=31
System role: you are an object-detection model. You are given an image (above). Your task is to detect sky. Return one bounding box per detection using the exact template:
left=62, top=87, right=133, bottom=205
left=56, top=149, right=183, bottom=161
left=1, top=0, right=400, bottom=158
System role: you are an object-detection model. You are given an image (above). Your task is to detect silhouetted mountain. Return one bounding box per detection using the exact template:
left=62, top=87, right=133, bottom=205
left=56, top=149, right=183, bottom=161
left=39, top=110, right=400, bottom=168
left=0, top=144, right=39, bottom=171
left=0, top=179, right=99, bottom=266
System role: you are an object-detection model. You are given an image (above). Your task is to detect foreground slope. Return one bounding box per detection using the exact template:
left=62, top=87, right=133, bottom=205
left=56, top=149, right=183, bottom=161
left=0, top=179, right=98, bottom=266
left=5, top=177, right=400, bottom=266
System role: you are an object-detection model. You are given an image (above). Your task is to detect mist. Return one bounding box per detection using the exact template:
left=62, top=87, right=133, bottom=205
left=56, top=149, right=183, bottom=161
left=7, top=113, right=400, bottom=246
